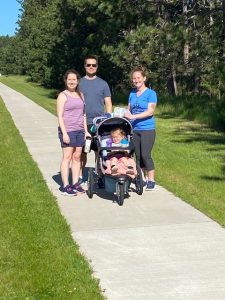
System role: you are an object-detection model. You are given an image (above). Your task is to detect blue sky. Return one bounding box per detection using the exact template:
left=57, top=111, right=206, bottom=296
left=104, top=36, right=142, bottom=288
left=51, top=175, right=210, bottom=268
left=0, top=0, right=21, bottom=36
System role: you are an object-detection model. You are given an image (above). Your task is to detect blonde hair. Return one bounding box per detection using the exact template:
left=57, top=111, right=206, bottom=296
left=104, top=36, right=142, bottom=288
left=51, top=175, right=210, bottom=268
left=111, top=128, right=125, bottom=137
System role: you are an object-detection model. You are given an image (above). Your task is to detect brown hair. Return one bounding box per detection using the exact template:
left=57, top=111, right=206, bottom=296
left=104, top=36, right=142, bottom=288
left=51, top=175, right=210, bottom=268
left=131, top=65, right=151, bottom=87
left=63, top=69, right=82, bottom=99
left=131, top=65, right=147, bottom=77
left=84, top=54, right=99, bottom=65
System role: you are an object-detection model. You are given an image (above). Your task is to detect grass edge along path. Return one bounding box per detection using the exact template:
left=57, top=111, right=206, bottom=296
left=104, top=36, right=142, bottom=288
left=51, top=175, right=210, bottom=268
left=0, top=97, right=105, bottom=299
left=1, top=75, right=225, bottom=227
left=0, top=75, right=57, bottom=115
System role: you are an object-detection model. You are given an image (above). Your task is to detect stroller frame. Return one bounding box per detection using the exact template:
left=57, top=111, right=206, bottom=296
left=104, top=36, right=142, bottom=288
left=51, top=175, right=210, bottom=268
left=87, top=116, right=143, bottom=206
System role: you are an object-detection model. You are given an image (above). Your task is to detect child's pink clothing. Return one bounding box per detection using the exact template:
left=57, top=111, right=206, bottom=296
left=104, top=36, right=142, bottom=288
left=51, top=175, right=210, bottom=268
left=101, top=136, right=136, bottom=178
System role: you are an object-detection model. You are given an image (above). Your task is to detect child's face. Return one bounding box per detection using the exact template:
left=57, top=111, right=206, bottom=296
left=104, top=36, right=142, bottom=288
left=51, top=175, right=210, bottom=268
left=111, top=132, right=123, bottom=144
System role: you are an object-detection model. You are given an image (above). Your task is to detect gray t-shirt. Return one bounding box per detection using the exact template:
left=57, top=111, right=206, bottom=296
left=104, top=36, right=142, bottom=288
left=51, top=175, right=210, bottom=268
left=79, top=76, right=111, bottom=125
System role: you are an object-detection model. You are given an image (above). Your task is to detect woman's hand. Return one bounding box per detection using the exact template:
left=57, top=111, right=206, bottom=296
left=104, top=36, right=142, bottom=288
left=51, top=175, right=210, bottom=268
left=124, top=110, right=133, bottom=120
left=63, top=133, right=70, bottom=144
left=85, top=131, right=92, bottom=139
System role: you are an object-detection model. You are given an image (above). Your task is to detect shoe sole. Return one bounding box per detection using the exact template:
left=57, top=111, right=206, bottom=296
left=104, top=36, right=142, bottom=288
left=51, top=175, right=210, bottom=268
left=73, top=187, right=86, bottom=194
left=145, top=187, right=155, bottom=191
left=61, top=191, right=77, bottom=196
left=76, top=190, right=86, bottom=194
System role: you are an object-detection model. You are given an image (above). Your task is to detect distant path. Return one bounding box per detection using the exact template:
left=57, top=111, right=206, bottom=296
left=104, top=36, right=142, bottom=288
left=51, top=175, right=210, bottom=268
left=1, top=82, right=225, bottom=300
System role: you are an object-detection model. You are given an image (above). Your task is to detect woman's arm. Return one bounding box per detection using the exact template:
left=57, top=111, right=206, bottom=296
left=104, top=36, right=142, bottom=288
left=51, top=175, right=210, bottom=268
left=125, top=103, right=157, bottom=120
left=84, top=113, right=91, bottom=138
left=125, top=90, right=157, bottom=120
left=57, top=92, right=70, bottom=144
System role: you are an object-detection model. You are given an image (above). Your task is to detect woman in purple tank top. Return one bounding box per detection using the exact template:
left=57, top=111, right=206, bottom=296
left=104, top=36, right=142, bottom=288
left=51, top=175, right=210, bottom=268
left=57, top=69, right=91, bottom=196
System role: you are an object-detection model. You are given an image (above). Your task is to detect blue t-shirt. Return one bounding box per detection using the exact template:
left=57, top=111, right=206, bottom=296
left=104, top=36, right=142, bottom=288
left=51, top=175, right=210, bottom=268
left=128, top=88, right=157, bottom=130
left=79, top=76, right=111, bottom=125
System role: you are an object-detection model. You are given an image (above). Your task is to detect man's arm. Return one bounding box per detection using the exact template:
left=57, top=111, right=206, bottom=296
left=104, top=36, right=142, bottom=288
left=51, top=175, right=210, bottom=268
left=104, top=96, right=112, bottom=113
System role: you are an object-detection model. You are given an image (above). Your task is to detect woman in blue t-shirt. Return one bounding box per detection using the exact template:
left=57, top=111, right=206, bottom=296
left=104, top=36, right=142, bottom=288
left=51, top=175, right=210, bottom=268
left=124, top=66, right=157, bottom=190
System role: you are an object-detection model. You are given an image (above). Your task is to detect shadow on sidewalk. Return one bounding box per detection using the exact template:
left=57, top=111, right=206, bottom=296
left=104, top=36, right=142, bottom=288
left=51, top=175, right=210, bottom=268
left=52, top=167, right=131, bottom=204
left=52, top=167, right=89, bottom=188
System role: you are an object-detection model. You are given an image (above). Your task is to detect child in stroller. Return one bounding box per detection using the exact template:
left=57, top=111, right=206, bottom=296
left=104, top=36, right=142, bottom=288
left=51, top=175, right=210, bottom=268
left=87, top=116, right=143, bottom=205
left=101, top=128, right=137, bottom=178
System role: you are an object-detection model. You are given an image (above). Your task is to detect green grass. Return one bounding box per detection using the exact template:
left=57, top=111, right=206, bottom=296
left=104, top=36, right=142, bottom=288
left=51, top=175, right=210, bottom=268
left=0, top=97, right=105, bottom=299
left=0, top=75, right=57, bottom=115
left=1, top=75, right=225, bottom=227
left=158, top=95, right=225, bottom=131
left=0, top=75, right=128, bottom=116
left=155, top=117, right=225, bottom=225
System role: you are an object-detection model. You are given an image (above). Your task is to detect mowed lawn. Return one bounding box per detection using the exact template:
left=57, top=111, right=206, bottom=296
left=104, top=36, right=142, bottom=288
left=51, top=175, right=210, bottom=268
left=0, top=96, right=104, bottom=299
left=155, top=116, right=225, bottom=224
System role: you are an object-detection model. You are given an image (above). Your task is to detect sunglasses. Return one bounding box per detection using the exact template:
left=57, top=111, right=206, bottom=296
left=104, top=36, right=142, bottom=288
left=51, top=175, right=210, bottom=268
left=85, top=64, right=97, bottom=67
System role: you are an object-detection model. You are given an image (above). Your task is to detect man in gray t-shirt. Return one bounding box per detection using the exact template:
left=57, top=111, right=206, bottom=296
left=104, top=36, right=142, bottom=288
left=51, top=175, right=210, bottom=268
left=79, top=55, right=112, bottom=184
left=79, top=54, right=112, bottom=138
left=79, top=76, right=111, bottom=126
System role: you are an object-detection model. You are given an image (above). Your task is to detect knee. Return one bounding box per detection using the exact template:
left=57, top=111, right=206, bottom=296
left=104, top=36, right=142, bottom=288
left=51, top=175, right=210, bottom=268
left=143, top=156, right=154, bottom=170
left=72, top=153, right=81, bottom=162
left=142, top=155, right=151, bottom=165
left=63, top=153, right=72, bottom=162
left=112, top=157, right=117, bottom=163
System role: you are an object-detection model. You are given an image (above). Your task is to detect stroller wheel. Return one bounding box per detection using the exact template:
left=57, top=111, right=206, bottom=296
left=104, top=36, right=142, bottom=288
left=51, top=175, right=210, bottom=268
left=97, top=177, right=104, bottom=189
left=116, top=181, right=125, bottom=206
left=135, top=165, right=143, bottom=195
left=87, top=167, right=94, bottom=198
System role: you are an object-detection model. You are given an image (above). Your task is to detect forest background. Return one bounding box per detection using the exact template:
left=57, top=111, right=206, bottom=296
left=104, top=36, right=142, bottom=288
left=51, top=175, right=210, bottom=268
left=0, top=0, right=225, bottom=130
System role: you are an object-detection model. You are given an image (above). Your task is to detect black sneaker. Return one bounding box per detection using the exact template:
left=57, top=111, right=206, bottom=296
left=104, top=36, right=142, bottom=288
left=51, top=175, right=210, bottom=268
left=72, top=183, right=86, bottom=194
left=146, top=181, right=156, bottom=191
left=60, top=185, right=77, bottom=196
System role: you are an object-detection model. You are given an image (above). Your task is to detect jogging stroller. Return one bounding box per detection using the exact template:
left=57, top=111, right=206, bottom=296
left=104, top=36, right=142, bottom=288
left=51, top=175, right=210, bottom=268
left=87, top=116, right=143, bottom=206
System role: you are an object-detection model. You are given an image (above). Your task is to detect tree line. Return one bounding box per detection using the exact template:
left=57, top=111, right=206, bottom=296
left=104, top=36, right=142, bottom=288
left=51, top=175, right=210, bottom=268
left=0, top=0, right=225, bottom=102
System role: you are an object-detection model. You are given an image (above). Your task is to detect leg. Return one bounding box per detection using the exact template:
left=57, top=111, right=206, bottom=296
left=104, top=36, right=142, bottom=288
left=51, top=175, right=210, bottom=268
left=110, top=157, right=119, bottom=174
left=80, top=150, right=96, bottom=183
left=140, top=130, right=156, bottom=182
left=120, top=157, right=130, bottom=167
left=105, top=159, right=112, bottom=174
left=60, top=147, right=73, bottom=187
left=132, top=131, right=141, bottom=167
left=80, top=152, right=87, bottom=175
left=80, top=124, right=94, bottom=180
left=72, top=147, right=86, bottom=193
left=120, top=157, right=135, bottom=177
left=128, top=158, right=137, bottom=175
left=132, top=131, right=146, bottom=177
left=71, top=147, right=83, bottom=185
left=110, top=156, right=118, bottom=165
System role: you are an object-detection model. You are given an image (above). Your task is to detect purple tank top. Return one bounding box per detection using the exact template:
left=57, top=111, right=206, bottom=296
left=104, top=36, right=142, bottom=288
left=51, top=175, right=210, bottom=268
left=63, top=92, right=85, bottom=132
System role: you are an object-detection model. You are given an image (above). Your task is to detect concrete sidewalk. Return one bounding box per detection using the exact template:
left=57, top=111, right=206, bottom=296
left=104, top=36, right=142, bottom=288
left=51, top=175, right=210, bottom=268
left=1, top=82, right=225, bottom=300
